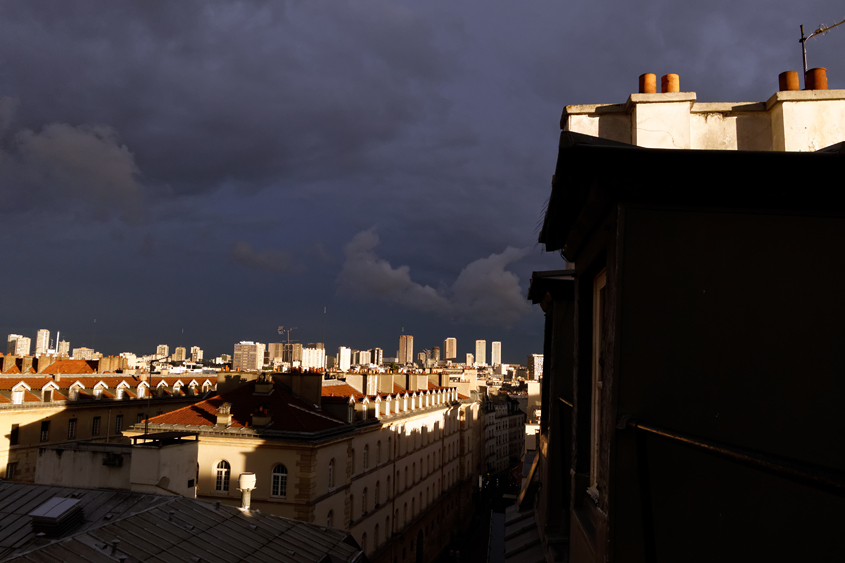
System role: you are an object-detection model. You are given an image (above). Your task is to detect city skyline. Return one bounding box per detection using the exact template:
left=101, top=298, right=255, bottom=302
left=1, top=3, right=838, bottom=368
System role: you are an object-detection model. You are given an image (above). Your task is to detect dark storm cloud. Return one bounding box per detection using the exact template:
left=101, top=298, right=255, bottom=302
left=0, top=1, right=461, bottom=200
left=1, top=1, right=843, bottom=360
left=229, top=240, right=305, bottom=274
left=337, top=228, right=531, bottom=326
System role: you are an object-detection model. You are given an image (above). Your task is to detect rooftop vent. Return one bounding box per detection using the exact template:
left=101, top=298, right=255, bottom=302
left=29, top=497, right=84, bottom=538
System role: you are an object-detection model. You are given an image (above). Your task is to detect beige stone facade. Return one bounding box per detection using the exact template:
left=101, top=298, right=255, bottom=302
left=127, top=373, right=484, bottom=563
left=562, top=89, right=845, bottom=152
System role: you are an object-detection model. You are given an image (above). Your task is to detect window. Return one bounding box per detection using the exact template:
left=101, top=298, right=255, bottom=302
left=328, top=458, right=335, bottom=489
left=363, top=445, right=369, bottom=470
left=351, top=449, right=356, bottom=475
left=40, top=421, right=50, bottom=442
left=138, top=385, right=145, bottom=398
left=361, top=532, right=367, bottom=553
left=92, top=416, right=101, bottom=436
left=215, top=460, right=231, bottom=492
left=10, top=424, right=19, bottom=446
left=375, top=524, right=380, bottom=547
left=115, top=415, right=124, bottom=434
left=377, top=440, right=381, bottom=464
left=404, top=467, right=408, bottom=489
left=387, top=476, right=391, bottom=499
left=69, top=386, right=80, bottom=401
left=94, top=386, right=103, bottom=400
left=375, top=481, right=380, bottom=506
left=5, top=462, right=17, bottom=480
left=271, top=464, right=288, bottom=497
left=349, top=494, right=355, bottom=524
left=590, top=269, right=607, bottom=500
left=362, top=488, right=368, bottom=514
left=327, top=510, right=333, bottom=528
left=116, top=387, right=124, bottom=400
left=67, top=419, right=77, bottom=439
left=12, top=389, right=23, bottom=404
left=43, top=389, right=53, bottom=402
left=137, top=413, right=145, bottom=424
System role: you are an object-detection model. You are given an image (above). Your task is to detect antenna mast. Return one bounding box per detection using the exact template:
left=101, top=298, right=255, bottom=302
left=800, top=18, right=845, bottom=78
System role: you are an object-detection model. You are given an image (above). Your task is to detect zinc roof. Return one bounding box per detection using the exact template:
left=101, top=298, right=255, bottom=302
left=0, top=482, right=362, bottom=562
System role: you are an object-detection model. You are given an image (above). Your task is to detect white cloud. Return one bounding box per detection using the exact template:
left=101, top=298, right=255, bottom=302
left=337, top=228, right=531, bottom=326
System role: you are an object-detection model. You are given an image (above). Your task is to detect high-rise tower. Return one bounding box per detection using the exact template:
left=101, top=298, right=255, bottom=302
left=491, top=341, right=502, bottom=366
left=398, top=335, right=414, bottom=364
left=35, top=329, right=50, bottom=356
left=443, top=337, right=457, bottom=360
left=475, top=340, right=486, bottom=366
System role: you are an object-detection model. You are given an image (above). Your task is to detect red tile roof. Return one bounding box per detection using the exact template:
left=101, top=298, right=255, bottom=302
left=149, top=379, right=348, bottom=432
left=320, top=383, right=364, bottom=398
left=39, top=360, right=98, bottom=374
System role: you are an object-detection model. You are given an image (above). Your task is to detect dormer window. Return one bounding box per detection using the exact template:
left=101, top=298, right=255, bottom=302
left=94, top=386, right=103, bottom=400
left=43, top=389, right=53, bottom=402
left=137, top=385, right=146, bottom=398
left=12, top=389, right=24, bottom=405
left=69, top=386, right=80, bottom=401
left=116, top=387, right=125, bottom=400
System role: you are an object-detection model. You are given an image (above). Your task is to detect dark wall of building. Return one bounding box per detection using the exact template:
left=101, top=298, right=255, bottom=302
left=611, top=205, right=845, bottom=561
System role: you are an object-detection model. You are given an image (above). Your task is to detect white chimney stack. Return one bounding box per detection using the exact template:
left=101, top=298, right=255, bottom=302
left=238, top=472, right=257, bottom=510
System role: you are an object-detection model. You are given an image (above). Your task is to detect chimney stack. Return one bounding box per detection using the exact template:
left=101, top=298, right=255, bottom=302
left=805, top=67, right=828, bottom=90
left=216, top=403, right=232, bottom=428
left=639, top=73, right=657, bottom=93
left=238, top=473, right=257, bottom=510
left=661, top=74, right=680, bottom=93
left=778, top=70, right=800, bottom=91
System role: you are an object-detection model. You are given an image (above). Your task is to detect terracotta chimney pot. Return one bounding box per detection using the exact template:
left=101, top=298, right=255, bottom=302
left=778, top=70, right=800, bottom=91
left=639, top=73, right=657, bottom=93
left=661, top=74, right=680, bottom=93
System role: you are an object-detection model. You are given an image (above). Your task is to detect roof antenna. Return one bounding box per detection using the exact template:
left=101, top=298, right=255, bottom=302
left=800, top=17, right=845, bottom=83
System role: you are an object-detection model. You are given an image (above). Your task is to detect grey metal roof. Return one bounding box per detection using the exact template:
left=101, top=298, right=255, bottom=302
left=0, top=482, right=362, bottom=562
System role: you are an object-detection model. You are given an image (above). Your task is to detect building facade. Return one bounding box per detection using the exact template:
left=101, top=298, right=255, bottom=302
left=443, top=338, right=457, bottom=361
left=474, top=340, right=486, bottom=366
left=491, top=341, right=501, bottom=366
left=233, top=341, right=266, bottom=371
left=34, top=330, right=49, bottom=356
left=130, top=372, right=483, bottom=563
left=398, top=335, right=414, bottom=365
left=527, top=74, right=845, bottom=562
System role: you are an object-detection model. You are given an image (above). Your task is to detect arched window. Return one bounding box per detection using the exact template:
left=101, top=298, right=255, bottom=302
left=387, top=475, right=391, bottom=498
left=215, top=461, right=230, bottom=492
left=386, top=515, right=391, bottom=536
left=412, top=497, right=415, bottom=516
left=413, top=462, right=416, bottom=483
left=362, top=488, right=368, bottom=514
left=404, top=467, right=408, bottom=489
left=403, top=503, right=407, bottom=526
left=328, top=458, right=335, bottom=489
left=351, top=449, right=356, bottom=475
left=363, top=445, right=369, bottom=470
left=327, top=510, right=333, bottom=528
left=349, top=494, right=355, bottom=524
left=375, top=481, right=380, bottom=506
left=271, top=464, right=287, bottom=497
left=361, top=532, right=367, bottom=553
left=375, top=524, right=380, bottom=547
left=377, top=440, right=381, bottom=464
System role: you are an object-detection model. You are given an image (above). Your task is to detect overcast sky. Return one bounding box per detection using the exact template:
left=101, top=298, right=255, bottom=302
left=1, top=1, right=842, bottom=363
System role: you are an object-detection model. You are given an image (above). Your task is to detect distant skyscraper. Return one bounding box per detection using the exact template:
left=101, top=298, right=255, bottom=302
left=432, top=346, right=440, bottom=361
left=475, top=340, right=486, bottom=366
left=191, top=346, right=204, bottom=362
left=491, top=341, right=502, bottom=366
left=358, top=350, right=371, bottom=365
left=399, top=335, right=414, bottom=364
left=57, top=340, right=70, bottom=357
left=35, top=329, right=50, bottom=356
left=466, top=352, right=474, bottom=365
left=8, top=336, right=31, bottom=357
left=7, top=334, right=22, bottom=355
left=284, top=343, right=303, bottom=363
left=370, top=348, right=383, bottom=365
left=301, top=347, right=326, bottom=370
left=527, top=354, right=544, bottom=380
left=267, top=343, right=285, bottom=362
left=156, top=344, right=169, bottom=358
left=73, top=347, right=95, bottom=360
left=233, top=341, right=266, bottom=371
left=338, top=346, right=352, bottom=372
left=172, top=346, right=187, bottom=362
left=444, top=338, right=457, bottom=360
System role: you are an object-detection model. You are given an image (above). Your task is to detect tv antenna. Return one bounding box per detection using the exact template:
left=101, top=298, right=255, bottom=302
left=278, top=326, right=297, bottom=345
left=800, top=18, right=845, bottom=77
